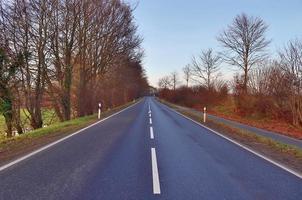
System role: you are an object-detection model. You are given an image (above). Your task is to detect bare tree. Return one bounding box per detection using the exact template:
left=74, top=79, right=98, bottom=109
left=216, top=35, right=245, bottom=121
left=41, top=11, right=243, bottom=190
left=1, top=0, right=50, bottom=129
left=248, top=61, right=271, bottom=95
left=190, top=48, right=221, bottom=89
left=170, top=71, right=179, bottom=91
left=217, top=13, right=270, bottom=92
left=182, top=64, right=191, bottom=87
left=158, top=76, right=172, bottom=89
left=0, top=0, right=145, bottom=136
left=46, top=0, right=80, bottom=121
left=279, top=39, right=302, bottom=127
left=0, top=47, right=24, bottom=137
left=74, top=0, right=142, bottom=117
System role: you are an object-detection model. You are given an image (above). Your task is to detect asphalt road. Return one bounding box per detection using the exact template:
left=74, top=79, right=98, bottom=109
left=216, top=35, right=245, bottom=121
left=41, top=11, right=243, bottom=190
left=0, top=97, right=301, bottom=200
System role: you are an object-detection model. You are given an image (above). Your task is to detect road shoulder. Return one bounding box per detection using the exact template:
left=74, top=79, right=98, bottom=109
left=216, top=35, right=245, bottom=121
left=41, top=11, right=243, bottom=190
left=0, top=100, right=140, bottom=167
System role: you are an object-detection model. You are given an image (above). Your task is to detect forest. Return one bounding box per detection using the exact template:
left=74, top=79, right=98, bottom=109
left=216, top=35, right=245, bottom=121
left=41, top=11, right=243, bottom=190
left=0, top=0, right=149, bottom=137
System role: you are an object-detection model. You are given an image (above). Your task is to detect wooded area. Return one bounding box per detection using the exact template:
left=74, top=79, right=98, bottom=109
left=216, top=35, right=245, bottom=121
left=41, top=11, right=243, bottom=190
left=0, top=0, right=148, bottom=137
left=158, top=13, right=302, bottom=130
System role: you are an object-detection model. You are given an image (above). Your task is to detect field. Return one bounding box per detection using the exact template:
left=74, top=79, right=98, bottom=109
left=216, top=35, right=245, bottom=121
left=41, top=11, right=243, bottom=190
left=0, top=109, right=59, bottom=139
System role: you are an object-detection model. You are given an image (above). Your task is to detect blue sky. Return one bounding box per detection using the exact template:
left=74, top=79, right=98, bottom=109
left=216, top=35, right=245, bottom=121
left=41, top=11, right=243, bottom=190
left=128, top=0, right=302, bottom=86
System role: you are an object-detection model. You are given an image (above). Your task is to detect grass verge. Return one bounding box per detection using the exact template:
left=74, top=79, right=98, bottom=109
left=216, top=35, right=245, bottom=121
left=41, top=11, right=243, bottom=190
left=0, top=100, right=138, bottom=165
left=0, top=108, right=60, bottom=136
left=159, top=98, right=302, bottom=174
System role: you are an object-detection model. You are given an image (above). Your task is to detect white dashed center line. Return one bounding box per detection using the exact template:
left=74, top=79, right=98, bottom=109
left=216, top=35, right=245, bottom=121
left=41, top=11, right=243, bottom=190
left=151, top=148, right=161, bottom=194
left=150, top=126, right=154, bottom=139
left=148, top=102, right=160, bottom=195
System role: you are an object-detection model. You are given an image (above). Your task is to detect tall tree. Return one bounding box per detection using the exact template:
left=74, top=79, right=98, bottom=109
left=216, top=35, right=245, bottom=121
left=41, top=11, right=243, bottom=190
left=217, top=13, right=270, bottom=92
left=73, top=0, right=142, bottom=117
left=1, top=0, right=49, bottom=129
left=182, top=64, right=191, bottom=87
left=170, top=71, right=179, bottom=91
left=279, top=39, right=302, bottom=127
left=158, top=76, right=172, bottom=89
left=0, top=0, right=146, bottom=136
left=0, top=47, right=23, bottom=137
left=47, top=0, right=80, bottom=121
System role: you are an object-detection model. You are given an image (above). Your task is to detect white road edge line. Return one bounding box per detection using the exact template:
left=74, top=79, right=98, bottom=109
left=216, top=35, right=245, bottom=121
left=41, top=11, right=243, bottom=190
left=151, top=148, right=161, bottom=194
left=0, top=100, right=142, bottom=172
left=159, top=101, right=302, bottom=179
left=149, top=113, right=152, bottom=118
left=149, top=118, right=152, bottom=125
left=150, top=126, right=154, bottom=139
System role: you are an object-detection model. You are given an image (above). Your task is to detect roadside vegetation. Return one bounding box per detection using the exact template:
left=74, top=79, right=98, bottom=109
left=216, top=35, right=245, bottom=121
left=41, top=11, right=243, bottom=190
left=0, top=0, right=149, bottom=139
left=157, top=13, right=302, bottom=139
left=160, top=99, right=302, bottom=173
left=0, top=100, right=137, bottom=165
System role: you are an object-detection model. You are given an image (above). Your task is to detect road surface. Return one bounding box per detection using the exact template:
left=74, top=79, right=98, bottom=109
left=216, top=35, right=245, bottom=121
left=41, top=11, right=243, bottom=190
left=0, top=97, right=301, bottom=199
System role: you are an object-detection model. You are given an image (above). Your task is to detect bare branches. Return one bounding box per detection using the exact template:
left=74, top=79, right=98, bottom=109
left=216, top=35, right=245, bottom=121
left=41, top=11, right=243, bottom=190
left=190, top=48, right=221, bottom=89
left=182, top=64, right=191, bottom=87
left=217, top=13, right=270, bottom=91
left=170, top=71, right=179, bottom=91
left=278, top=39, right=302, bottom=126
left=158, top=76, right=172, bottom=89
left=279, top=39, right=302, bottom=85
left=0, top=0, right=145, bottom=132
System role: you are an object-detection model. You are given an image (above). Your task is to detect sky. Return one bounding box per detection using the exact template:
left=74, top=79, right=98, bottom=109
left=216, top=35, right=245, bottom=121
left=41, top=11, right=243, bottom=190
left=128, top=0, right=302, bottom=86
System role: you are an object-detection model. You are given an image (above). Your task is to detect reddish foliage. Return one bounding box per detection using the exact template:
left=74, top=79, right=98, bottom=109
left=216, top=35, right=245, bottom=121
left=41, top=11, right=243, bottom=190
left=210, top=110, right=302, bottom=139
left=158, top=85, right=228, bottom=109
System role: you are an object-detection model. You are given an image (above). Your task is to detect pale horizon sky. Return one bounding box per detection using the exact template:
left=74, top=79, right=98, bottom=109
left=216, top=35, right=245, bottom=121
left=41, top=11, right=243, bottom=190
left=129, top=0, right=302, bottom=86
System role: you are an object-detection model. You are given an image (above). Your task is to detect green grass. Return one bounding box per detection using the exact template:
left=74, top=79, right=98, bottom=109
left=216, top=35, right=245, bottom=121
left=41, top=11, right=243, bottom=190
left=41, top=108, right=60, bottom=125
left=208, top=118, right=302, bottom=159
left=214, top=104, right=233, bottom=115
left=0, top=108, right=60, bottom=136
left=0, top=114, right=96, bottom=148
left=22, top=114, right=95, bottom=138
left=0, top=100, right=137, bottom=149
left=0, top=115, right=6, bottom=134
left=212, top=97, right=235, bottom=116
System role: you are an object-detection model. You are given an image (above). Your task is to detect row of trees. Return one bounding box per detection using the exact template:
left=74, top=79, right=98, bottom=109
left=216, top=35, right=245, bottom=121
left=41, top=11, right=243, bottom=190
left=0, top=0, right=148, bottom=137
left=158, top=13, right=302, bottom=128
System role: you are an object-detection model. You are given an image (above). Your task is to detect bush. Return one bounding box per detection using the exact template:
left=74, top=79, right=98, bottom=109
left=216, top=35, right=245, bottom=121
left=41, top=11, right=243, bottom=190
left=158, top=84, right=229, bottom=110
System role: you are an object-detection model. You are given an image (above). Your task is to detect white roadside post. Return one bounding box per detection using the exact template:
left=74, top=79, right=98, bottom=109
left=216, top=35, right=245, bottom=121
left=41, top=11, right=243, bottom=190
left=203, top=107, right=207, bottom=123
left=98, top=102, right=102, bottom=119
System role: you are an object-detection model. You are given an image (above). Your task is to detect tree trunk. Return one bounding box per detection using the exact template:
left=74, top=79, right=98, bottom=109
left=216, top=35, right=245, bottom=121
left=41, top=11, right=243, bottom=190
left=13, top=106, right=23, bottom=134
left=30, top=105, right=43, bottom=129
left=76, top=69, right=87, bottom=117
left=4, top=113, right=13, bottom=138
left=243, top=67, right=248, bottom=93
left=3, top=97, right=13, bottom=138
left=62, top=65, right=72, bottom=120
